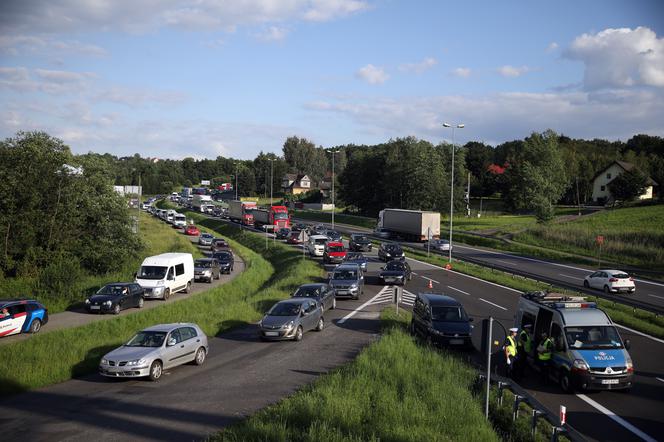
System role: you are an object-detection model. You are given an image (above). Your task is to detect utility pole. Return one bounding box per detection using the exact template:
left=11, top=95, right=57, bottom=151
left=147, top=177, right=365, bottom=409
left=235, top=162, right=239, bottom=200
left=443, top=123, right=465, bottom=263
left=466, top=171, right=471, bottom=217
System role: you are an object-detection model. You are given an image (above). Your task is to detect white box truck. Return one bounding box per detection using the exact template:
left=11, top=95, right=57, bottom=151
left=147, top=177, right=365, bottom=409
left=377, top=209, right=440, bottom=241
left=135, top=253, right=194, bottom=300
left=192, top=194, right=212, bottom=212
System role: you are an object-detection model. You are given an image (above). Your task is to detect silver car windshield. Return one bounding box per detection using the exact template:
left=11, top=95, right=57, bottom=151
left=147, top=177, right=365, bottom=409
left=126, top=331, right=167, bottom=347
left=565, top=326, right=623, bottom=349
left=269, top=303, right=302, bottom=316
left=138, top=266, right=167, bottom=280
left=333, top=270, right=356, bottom=280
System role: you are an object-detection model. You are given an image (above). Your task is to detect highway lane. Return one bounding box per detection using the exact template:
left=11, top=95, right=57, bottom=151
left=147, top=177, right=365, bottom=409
left=293, top=217, right=664, bottom=312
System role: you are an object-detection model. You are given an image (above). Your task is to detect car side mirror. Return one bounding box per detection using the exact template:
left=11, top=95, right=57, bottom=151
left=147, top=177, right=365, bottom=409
left=167, top=338, right=176, bottom=347
left=624, top=339, right=631, bottom=350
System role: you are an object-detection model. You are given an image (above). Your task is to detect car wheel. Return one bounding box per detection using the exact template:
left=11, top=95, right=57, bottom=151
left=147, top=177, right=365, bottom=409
left=113, top=304, right=121, bottom=315
left=137, top=297, right=144, bottom=308
left=148, top=360, right=163, bottom=382
left=185, top=282, right=191, bottom=294
left=163, top=289, right=171, bottom=300
left=559, top=370, right=573, bottom=393
left=603, top=285, right=611, bottom=294
left=316, top=317, right=324, bottom=332
left=583, top=280, right=590, bottom=288
left=294, top=326, right=304, bottom=341
left=193, top=347, right=206, bottom=366
left=331, top=298, right=336, bottom=310
left=29, top=319, right=42, bottom=334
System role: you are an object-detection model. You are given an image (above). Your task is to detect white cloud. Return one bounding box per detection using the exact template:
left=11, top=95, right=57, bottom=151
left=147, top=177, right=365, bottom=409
left=564, top=26, right=664, bottom=89
left=399, top=57, right=437, bottom=74
left=93, top=87, right=187, bottom=108
left=497, top=65, right=531, bottom=77
left=255, top=26, right=289, bottom=41
left=452, top=67, right=471, bottom=78
left=0, top=0, right=369, bottom=34
left=356, top=64, right=389, bottom=84
left=0, top=35, right=107, bottom=56
left=546, top=42, right=559, bottom=52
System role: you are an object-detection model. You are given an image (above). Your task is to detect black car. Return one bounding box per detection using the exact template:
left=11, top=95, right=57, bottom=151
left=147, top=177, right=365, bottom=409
left=308, top=224, right=327, bottom=235
left=349, top=233, right=372, bottom=252
left=211, top=238, right=231, bottom=253
left=343, top=252, right=368, bottom=272
left=378, top=242, right=405, bottom=262
left=213, top=251, right=235, bottom=274
left=324, top=230, right=342, bottom=242
left=291, top=283, right=336, bottom=311
left=380, top=260, right=412, bottom=285
left=86, top=283, right=144, bottom=314
left=275, top=228, right=291, bottom=240
left=291, top=223, right=308, bottom=232
left=194, top=258, right=221, bottom=283
left=410, top=293, right=473, bottom=348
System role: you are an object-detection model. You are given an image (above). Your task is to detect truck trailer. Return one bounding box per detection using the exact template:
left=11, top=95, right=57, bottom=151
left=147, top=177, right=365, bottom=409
left=252, top=205, right=290, bottom=230
left=377, top=209, right=440, bottom=241
left=228, top=200, right=256, bottom=226
left=192, top=194, right=213, bottom=212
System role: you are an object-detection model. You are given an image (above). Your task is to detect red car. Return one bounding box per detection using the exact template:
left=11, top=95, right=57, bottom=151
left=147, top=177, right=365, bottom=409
left=287, top=231, right=303, bottom=244
left=184, top=225, right=200, bottom=236
left=323, top=241, right=346, bottom=264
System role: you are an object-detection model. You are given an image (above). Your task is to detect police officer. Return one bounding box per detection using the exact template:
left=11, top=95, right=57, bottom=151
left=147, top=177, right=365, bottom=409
left=504, top=327, right=518, bottom=379
left=537, top=331, right=553, bottom=383
left=516, top=324, right=533, bottom=379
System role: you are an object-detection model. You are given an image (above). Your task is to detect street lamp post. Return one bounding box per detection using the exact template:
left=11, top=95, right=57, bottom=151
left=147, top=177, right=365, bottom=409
left=330, top=149, right=339, bottom=230
left=268, top=158, right=276, bottom=208
left=443, top=122, right=465, bottom=263
left=235, top=162, right=239, bottom=200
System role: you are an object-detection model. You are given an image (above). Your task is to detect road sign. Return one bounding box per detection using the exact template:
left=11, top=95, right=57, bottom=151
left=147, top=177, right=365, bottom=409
left=560, top=405, right=567, bottom=425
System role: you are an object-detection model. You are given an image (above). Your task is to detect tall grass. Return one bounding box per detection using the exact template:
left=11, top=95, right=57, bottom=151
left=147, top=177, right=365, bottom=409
left=514, top=204, right=664, bottom=270
left=214, top=308, right=498, bottom=442
left=0, top=213, right=203, bottom=313
left=0, top=215, right=322, bottom=397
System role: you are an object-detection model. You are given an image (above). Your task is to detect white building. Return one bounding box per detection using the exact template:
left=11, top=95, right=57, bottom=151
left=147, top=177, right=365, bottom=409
left=591, top=160, right=657, bottom=203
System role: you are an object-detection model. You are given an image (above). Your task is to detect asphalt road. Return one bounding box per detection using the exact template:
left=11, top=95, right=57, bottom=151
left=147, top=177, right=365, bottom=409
left=0, top=232, right=244, bottom=347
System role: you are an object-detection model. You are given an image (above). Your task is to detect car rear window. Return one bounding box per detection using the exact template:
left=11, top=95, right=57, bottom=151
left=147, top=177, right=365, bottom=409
left=613, top=273, right=630, bottom=279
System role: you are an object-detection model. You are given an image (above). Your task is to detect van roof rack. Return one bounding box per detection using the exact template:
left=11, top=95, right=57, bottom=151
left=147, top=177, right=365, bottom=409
left=523, top=291, right=597, bottom=309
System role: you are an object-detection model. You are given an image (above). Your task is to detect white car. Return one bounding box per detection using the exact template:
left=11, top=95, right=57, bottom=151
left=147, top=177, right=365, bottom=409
left=306, top=234, right=328, bottom=257
left=583, top=269, right=636, bottom=294
left=423, top=239, right=451, bottom=252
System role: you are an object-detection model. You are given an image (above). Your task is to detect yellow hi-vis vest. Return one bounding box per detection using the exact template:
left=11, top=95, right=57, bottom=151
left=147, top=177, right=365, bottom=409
left=519, top=330, right=532, bottom=353
left=506, top=335, right=517, bottom=357
left=538, top=338, right=553, bottom=361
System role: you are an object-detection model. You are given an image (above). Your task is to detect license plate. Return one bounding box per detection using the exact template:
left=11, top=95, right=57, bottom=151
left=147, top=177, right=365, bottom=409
left=337, top=290, right=348, bottom=295
left=602, top=379, right=619, bottom=385
left=450, top=339, right=464, bottom=345
left=90, top=306, right=100, bottom=310
left=265, top=331, right=279, bottom=337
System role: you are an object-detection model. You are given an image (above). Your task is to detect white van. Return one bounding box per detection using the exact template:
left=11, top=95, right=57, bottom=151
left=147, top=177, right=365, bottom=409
left=306, top=235, right=328, bottom=257
left=173, top=213, right=187, bottom=228
left=136, top=253, right=194, bottom=300
left=166, top=209, right=177, bottom=224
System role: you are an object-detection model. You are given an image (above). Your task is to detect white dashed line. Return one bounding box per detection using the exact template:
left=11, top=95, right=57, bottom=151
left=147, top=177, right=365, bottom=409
left=495, top=259, right=514, bottom=266
left=559, top=273, right=584, bottom=281
left=478, top=298, right=507, bottom=311
left=447, top=286, right=470, bottom=295
left=420, top=276, right=440, bottom=284
left=656, top=377, right=664, bottom=384
left=576, top=394, right=657, bottom=442
left=647, top=294, right=664, bottom=300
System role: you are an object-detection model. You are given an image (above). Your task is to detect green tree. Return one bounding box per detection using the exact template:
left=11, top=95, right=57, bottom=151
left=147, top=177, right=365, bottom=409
left=607, top=170, right=648, bottom=202
left=503, top=130, right=569, bottom=222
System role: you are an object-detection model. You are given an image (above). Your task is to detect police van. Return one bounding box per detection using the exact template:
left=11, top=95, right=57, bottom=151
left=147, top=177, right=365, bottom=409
left=515, top=291, right=633, bottom=392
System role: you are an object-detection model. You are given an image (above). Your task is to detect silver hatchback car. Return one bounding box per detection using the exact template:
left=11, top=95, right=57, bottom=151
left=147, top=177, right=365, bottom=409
left=259, top=298, right=324, bottom=341
left=99, top=323, right=208, bottom=381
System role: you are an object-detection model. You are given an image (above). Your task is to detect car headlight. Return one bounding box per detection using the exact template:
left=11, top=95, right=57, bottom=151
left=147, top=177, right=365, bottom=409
left=626, top=358, right=634, bottom=373
left=126, top=359, right=145, bottom=366
left=85, top=299, right=90, bottom=304
left=283, top=320, right=294, bottom=330
left=101, top=358, right=108, bottom=365
left=104, top=300, right=112, bottom=306
left=385, top=252, right=391, bottom=257
left=203, top=270, right=211, bottom=276
left=156, top=280, right=164, bottom=287
left=572, top=359, right=589, bottom=371
left=350, top=284, right=358, bottom=290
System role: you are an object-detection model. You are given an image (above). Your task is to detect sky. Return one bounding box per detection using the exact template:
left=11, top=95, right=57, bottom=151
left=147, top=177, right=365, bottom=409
left=1, top=0, right=663, bottom=160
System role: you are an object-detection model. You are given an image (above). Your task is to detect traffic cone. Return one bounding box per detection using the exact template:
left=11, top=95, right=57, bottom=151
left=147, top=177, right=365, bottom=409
left=427, top=279, right=433, bottom=290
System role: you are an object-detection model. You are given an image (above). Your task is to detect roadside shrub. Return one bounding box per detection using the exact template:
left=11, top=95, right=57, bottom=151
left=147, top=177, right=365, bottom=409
left=35, top=252, right=84, bottom=302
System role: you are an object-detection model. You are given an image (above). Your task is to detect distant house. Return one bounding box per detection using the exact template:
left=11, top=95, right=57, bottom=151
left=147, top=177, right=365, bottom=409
left=282, top=174, right=312, bottom=195
left=591, top=160, right=657, bottom=203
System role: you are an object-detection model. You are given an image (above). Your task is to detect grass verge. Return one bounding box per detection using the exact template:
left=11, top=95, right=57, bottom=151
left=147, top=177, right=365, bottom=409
left=403, top=246, right=664, bottom=340
left=0, top=212, right=322, bottom=397
left=291, top=209, right=376, bottom=229
left=0, top=213, right=203, bottom=314
left=213, top=307, right=498, bottom=442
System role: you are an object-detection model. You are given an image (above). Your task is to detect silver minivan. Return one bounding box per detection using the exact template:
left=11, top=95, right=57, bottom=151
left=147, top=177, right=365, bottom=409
left=329, top=263, right=364, bottom=300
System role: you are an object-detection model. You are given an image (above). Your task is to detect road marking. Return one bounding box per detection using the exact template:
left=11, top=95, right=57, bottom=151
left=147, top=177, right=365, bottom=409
left=478, top=298, right=507, bottom=311
left=338, top=286, right=389, bottom=324
left=420, top=276, right=440, bottom=284
left=495, top=259, right=514, bottom=266
left=656, top=377, right=664, bottom=384
left=615, top=324, right=664, bottom=345
left=454, top=243, right=664, bottom=288
left=447, top=286, right=470, bottom=295
left=576, top=394, right=657, bottom=442
left=648, top=293, right=664, bottom=300
left=559, top=273, right=584, bottom=281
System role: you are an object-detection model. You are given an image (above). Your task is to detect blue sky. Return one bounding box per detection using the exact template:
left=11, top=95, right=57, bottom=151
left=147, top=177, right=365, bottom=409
left=1, top=0, right=663, bottom=159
